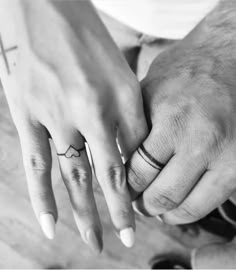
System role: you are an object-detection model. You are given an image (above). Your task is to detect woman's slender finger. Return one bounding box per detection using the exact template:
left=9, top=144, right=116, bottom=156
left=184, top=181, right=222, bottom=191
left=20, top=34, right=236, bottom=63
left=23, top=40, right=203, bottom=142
left=18, top=121, right=57, bottom=240
left=51, top=129, right=102, bottom=254
left=87, top=123, right=135, bottom=248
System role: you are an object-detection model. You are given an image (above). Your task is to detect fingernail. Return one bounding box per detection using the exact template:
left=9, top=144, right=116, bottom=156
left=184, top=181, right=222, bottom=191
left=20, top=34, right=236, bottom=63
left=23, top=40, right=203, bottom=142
left=132, top=201, right=144, bottom=216
left=40, top=213, right=56, bottom=240
left=85, top=228, right=103, bottom=254
left=120, top=227, right=135, bottom=248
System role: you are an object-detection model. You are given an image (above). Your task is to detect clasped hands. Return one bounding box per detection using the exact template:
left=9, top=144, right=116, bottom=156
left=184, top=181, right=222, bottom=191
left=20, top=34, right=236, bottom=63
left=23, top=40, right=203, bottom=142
left=2, top=0, right=236, bottom=254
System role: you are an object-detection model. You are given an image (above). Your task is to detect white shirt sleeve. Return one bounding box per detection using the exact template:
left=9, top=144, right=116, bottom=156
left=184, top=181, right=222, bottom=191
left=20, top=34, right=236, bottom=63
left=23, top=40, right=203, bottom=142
left=92, top=0, right=219, bottom=39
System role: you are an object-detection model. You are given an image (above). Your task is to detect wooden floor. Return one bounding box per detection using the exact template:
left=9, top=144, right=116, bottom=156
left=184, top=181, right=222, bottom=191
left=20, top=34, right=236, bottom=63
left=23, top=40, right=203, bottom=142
left=0, top=13, right=225, bottom=269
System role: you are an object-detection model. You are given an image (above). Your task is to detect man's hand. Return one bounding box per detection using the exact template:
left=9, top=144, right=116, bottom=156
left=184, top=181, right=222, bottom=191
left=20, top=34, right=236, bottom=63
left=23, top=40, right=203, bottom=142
left=126, top=0, right=236, bottom=225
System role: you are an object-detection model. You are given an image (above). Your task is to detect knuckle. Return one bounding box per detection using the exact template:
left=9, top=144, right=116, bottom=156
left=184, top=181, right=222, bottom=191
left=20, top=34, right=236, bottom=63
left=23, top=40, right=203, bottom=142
left=200, top=127, right=220, bottom=147
left=37, top=192, right=49, bottom=202
left=224, top=167, right=236, bottom=184
left=71, top=89, right=108, bottom=123
left=102, top=165, right=125, bottom=190
left=148, top=191, right=179, bottom=211
left=67, top=167, right=91, bottom=188
left=206, top=121, right=227, bottom=148
left=174, top=203, right=203, bottom=222
left=126, top=162, right=149, bottom=192
left=189, top=124, right=224, bottom=159
left=165, top=99, right=189, bottom=121
left=168, top=108, right=186, bottom=132
left=75, top=206, right=94, bottom=218
left=25, top=154, right=51, bottom=174
left=154, top=101, right=189, bottom=140
left=92, top=104, right=107, bottom=122
left=214, top=167, right=236, bottom=193
left=115, top=208, right=132, bottom=220
left=32, top=189, right=51, bottom=202
left=188, top=143, right=205, bottom=159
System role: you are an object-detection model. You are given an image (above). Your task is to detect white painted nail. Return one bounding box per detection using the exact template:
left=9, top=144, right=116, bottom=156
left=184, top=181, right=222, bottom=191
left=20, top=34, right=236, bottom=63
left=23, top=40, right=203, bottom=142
left=40, top=213, right=55, bottom=240
left=132, top=201, right=144, bottom=216
left=120, top=227, right=135, bottom=248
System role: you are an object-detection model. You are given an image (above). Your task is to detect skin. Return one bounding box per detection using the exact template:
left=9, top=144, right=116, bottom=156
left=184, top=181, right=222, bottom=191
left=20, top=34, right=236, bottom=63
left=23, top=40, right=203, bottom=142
left=126, top=0, right=236, bottom=225
left=0, top=0, right=147, bottom=252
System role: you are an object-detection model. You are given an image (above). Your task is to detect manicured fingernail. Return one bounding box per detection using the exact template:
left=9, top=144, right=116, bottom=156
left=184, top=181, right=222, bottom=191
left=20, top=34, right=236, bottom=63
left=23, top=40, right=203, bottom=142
left=120, top=227, right=135, bottom=248
left=85, top=228, right=103, bottom=254
left=132, top=202, right=144, bottom=216
left=40, top=213, right=55, bottom=239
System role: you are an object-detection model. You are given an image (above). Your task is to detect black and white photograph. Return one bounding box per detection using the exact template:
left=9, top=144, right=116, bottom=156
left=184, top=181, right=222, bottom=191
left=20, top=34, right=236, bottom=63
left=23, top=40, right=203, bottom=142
left=0, top=0, right=235, bottom=268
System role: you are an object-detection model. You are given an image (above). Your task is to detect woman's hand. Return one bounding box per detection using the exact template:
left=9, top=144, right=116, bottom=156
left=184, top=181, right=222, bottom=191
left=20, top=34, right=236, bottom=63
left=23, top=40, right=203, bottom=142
left=126, top=0, right=236, bottom=224
left=0, top=0, right=147, bottom=252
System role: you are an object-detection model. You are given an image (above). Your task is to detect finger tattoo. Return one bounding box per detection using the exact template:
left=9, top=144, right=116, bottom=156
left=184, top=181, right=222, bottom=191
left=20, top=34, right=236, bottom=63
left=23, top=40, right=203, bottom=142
left=0, top=34, right=18, bottom=75
left=57, top=145, right=86, bottom=158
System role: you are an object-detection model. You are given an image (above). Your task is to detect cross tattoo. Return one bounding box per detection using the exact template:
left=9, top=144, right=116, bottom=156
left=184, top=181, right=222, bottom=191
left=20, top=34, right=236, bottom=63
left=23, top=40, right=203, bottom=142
left=0, top=35, right=18, bottom=75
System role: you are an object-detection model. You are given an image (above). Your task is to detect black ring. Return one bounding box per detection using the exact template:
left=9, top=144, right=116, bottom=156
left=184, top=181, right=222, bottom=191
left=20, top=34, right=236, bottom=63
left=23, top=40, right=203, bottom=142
left=137, top=144, right=165, bottom=170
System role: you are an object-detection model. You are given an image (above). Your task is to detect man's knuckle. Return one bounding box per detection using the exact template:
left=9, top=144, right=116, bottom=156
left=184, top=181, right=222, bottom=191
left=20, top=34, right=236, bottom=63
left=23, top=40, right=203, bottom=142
left=155, top=102, right=189, bottom=140
left=168, top=109, right=186, bottom=131
left=194, top=116, right=227, bottom=149
left=127, top=163, right=148, bottom=192
left=207, top=122, right=227, bottom=148
left=214, top=168, right=236, bottom=193
left=188, top=144, right=205, bottom=160
left=148, top=191, right=179, bottom=211
left=175, top=203, right=203, bottom=222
